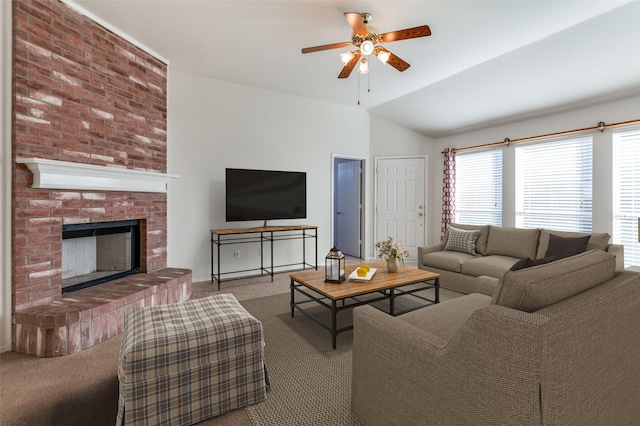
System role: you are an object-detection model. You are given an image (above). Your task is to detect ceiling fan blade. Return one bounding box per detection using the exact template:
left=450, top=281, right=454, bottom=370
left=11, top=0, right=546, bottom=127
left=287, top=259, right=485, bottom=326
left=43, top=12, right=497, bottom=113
left=379, top=25, right=431, bottom=43
left=344, top=12, right=368, bottom=36
left=378, top=47, right=410, bottom=72
left=338, top=52, right=361, bottom=79
left=302, top=42, right=352, bottom=54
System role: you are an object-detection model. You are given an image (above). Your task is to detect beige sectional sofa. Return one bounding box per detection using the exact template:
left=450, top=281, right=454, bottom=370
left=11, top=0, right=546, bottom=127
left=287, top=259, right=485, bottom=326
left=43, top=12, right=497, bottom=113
left=352, top=249, right=640, bottom=425
left=417, top=224, right=624, bottom=296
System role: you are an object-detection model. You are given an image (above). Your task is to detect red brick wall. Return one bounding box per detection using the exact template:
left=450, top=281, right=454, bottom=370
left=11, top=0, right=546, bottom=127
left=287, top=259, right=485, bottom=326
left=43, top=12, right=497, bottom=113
left=12, top=0, right=168, bottom=312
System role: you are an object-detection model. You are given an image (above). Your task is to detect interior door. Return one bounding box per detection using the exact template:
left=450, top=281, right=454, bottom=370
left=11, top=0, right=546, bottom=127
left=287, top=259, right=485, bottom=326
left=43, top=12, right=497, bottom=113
left=376, top=157, right=426, bottom=260
left=334, top=159, right=362, bottom=257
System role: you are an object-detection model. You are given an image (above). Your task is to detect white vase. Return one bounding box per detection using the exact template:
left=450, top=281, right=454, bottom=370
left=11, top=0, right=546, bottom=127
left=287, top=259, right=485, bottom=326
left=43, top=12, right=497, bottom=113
left=386, top=257, right=399, bottom=273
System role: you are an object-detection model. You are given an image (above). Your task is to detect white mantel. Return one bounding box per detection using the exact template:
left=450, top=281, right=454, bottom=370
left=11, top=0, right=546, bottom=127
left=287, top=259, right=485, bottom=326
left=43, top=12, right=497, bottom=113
left=16, top=158, right=179, bottom=193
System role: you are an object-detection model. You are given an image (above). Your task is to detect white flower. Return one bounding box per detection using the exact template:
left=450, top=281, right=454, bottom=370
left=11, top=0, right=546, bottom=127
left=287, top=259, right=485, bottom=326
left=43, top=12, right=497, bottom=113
left=375, top=236, right=410, bottom=265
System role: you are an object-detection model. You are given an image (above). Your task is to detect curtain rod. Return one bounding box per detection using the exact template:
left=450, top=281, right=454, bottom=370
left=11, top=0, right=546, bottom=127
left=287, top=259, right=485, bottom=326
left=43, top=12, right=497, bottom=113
left=442, top=118, right=640, bottom=154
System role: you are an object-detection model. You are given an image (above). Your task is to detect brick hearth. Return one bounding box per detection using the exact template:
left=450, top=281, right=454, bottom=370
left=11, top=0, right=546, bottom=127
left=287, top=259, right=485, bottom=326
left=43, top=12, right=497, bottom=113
left=11, top=1, right=188, bottom=356
left=13, top=268, right=191, bottom=357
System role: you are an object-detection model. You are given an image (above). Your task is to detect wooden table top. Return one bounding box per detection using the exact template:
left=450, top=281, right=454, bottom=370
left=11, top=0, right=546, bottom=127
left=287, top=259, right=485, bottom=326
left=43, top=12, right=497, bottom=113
left=289, top=261, right=440, bottom=300
left=211, top=225, right=318, bottom=235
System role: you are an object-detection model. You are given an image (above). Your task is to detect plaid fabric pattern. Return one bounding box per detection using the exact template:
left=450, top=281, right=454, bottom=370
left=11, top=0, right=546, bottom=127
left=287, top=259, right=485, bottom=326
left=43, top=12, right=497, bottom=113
left=116, top=294, right=268, bottom=426
left=444, top=226, right=479, bottom=255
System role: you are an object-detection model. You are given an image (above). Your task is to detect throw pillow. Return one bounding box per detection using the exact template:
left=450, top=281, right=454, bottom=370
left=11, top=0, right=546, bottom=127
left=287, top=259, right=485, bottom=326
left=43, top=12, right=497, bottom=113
left=509, top=255, right=559, bottom=271
left=444, top=227, right=479, bottom=255
left=544, top=234, right=590, bottom=259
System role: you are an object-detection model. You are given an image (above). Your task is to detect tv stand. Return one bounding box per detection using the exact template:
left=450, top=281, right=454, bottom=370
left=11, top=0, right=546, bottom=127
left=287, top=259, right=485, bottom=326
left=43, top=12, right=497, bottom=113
left=210, top=225, right=318, bottom=290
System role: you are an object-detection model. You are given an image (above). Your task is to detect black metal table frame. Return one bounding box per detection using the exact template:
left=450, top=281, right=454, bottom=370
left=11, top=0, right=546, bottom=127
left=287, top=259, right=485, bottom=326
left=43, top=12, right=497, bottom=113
left=211, top=228, right=317, bottom=290
left=290, top=277, right=439, bottom=349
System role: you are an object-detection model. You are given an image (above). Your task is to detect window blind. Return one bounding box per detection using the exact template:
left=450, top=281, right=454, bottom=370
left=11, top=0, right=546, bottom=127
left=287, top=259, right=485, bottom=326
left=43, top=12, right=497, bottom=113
left=515, top=136, right=593, bottom=232
left=455, top=149, right=502, bottom=226
left=613, top=127, right=640, bottom=268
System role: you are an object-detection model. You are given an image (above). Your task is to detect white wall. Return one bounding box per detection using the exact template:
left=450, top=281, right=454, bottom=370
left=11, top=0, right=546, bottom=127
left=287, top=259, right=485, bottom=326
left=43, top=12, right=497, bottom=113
left=428, top=95, right=640, bottom=245
left=1, top=0, right=11, bottom=353
left=167, top=70, right=370, bottom=282
left=370, top=116, right=433, bottom=156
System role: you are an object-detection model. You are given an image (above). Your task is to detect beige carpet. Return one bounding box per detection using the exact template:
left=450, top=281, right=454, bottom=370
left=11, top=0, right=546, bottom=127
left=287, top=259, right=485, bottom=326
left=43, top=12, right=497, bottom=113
left=1, top=270, right=461, bottom=425
left=0, top=273, right=291, bottom=426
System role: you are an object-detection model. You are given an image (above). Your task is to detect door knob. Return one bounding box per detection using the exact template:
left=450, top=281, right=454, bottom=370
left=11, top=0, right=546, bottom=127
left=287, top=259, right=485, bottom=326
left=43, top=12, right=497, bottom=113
left=337, top=211, right=342, bottom=215
left=419, top=212, right=424, bottom=217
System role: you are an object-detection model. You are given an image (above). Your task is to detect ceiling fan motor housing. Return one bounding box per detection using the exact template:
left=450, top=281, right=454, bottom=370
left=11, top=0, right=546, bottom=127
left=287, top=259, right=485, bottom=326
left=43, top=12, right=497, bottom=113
left=352, top=27, right=380, bottom=54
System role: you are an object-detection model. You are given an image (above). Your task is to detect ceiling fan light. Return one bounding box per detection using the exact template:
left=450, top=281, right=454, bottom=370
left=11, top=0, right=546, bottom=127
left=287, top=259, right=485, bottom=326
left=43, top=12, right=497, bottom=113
left=340, top=51, right=354, bottom=64
left=360, top=40, right=374, bottom=56
left=376, top=50, right=390, bottom=64
left=358, top=58, right=369, bottom=74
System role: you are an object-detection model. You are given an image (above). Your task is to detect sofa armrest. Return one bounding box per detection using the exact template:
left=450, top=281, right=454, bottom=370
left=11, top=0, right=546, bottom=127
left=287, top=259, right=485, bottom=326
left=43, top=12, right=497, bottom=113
left=417, top=243, right=445, bottom=261
left=477, top=275, right=499, bottom=296
left=352, top=303, right=547, bottom=426
left=606, top=244, right=625, bottom=271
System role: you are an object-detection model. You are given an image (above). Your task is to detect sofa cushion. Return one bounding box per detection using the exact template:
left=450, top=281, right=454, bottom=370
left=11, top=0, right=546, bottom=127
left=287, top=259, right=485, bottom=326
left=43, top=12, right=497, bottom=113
left=536, top=229, right=610, bottom=259
left=485, top=226, right=540, bottom=260
left=544, top=234, right=590, bottom=259
left=443, top=223, right=490, bottom=255
left=422, top=251, right=476, bottom=273
left=444, top=227, right=479, bottom=255
left=509, top=255, right=559, bottom=271
left=490, top=249, right=616, bottom=312
left=461, top=255, right=521, bottom=279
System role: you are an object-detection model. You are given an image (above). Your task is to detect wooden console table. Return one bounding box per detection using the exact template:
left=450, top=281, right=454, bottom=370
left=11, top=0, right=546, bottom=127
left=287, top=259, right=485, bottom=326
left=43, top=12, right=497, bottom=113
left=211, top=225, right=318, bottom=290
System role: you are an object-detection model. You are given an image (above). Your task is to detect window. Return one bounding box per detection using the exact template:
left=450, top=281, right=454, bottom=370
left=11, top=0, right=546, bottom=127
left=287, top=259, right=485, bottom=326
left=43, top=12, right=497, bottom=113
left=455, top=149, right=502, bottom=226
left=516, top=136, right=592, bottom=232
left=613, top=127, right=640, bottom=268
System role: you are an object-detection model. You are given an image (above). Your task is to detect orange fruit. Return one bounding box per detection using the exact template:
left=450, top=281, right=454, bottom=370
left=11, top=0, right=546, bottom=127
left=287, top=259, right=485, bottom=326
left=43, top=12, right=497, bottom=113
left=356, top=267, right=367, bottom=277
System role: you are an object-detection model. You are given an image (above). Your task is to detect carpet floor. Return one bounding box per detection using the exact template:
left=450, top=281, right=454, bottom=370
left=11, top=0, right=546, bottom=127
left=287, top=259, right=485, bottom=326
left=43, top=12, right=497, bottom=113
left=242, top=285, right=462, bottom=425
left=0, top=272, right=461, bottom=425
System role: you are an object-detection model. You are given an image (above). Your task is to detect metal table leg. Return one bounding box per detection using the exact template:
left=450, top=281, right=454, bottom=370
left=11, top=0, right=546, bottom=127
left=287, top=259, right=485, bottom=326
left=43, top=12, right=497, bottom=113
left=290, top=278, right=295, bottom=317
left=331, top=299, right=337, bottom=350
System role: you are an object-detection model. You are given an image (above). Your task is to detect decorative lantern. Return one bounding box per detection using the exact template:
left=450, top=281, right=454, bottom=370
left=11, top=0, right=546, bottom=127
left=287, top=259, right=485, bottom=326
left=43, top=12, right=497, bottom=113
left=325, top=245, right=346, bottom=283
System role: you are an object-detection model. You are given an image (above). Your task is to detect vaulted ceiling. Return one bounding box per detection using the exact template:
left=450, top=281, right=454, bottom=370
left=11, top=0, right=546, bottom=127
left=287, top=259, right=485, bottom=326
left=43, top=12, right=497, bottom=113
left=73, top=0, right=640, bottom=138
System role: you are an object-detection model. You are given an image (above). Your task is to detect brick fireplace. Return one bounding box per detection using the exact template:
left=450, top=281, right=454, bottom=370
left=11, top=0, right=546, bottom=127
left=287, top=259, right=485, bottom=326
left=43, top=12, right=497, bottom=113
left=11, top=0, right=191, bottom=357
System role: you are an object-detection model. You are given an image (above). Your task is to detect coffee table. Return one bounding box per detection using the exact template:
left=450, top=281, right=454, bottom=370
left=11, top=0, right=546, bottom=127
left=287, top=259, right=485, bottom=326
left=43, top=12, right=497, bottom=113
left=289, top=261, right=440, bottom=349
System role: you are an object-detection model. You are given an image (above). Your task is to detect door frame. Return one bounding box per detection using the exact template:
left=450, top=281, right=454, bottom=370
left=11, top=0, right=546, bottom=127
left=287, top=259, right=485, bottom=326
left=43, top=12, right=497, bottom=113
left=331, top=153, right=366, bottom=259
left=374, top=155, right=429, bottom=255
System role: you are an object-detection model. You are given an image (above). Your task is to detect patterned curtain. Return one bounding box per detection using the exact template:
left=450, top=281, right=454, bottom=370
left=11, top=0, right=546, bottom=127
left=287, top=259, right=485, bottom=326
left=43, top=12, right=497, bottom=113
left=441, top=148, right=456, bottom=240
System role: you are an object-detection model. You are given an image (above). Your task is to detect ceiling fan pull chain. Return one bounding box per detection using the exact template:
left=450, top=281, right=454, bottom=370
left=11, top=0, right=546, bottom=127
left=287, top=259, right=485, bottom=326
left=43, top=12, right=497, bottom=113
left=368, top=68, right=371, bottom=93
left=357, top=71, right=361, bottom=105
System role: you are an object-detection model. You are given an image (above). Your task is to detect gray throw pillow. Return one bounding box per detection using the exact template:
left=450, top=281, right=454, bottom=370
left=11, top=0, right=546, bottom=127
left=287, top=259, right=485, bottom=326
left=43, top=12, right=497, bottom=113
left=444, top=227, right=479, bottom=255
left=544, top=234, right=590, bottom=259
left=509, top=255, right=558, bottom=271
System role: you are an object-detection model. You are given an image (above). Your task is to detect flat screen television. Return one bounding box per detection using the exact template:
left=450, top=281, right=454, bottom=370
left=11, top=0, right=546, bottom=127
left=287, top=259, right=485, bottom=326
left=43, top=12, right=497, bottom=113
left=225, top=168, right=307, bottom=223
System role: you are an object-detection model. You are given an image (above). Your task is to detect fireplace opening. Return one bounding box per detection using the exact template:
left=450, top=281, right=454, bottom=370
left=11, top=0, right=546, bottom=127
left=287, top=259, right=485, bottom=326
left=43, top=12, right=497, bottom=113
left=62, top=220, right=141, bottom=293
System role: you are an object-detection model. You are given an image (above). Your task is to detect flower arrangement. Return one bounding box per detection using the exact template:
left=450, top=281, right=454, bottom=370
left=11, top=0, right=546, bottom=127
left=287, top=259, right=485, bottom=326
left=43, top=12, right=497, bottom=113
left=375, top=236, right=410, bottom=265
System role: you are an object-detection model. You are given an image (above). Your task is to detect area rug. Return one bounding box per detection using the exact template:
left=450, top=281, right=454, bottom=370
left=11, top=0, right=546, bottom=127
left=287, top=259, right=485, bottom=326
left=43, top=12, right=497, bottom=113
left=240, top=286, right=456, bottom=425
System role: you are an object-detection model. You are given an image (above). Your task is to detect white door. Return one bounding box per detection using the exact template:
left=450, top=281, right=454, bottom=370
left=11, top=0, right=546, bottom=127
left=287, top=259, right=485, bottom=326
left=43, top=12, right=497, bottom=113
left=376, top=157, right=426, bottom=260
left=335, top=159, right=362, bottom=257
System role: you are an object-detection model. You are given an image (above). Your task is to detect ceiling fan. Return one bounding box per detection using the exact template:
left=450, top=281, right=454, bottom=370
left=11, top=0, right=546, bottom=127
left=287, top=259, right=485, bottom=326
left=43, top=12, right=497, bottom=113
left=301, top=12, right=431, bottom=78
